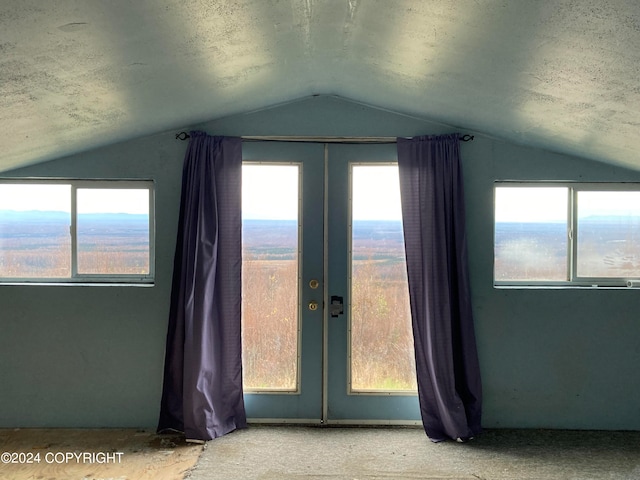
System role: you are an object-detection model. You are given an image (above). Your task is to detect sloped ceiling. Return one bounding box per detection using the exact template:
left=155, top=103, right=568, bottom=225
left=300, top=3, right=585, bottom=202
left=1, top=0, right=639, bottom=172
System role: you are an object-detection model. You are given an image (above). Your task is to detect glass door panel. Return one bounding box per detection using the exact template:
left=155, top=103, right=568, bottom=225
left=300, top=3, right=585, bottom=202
left=242, top=164, right=300, bottom=391
left=241, top=141, right=324, bottom=421
left=326, top=144, right=420, bottom=423
left=350, top=165, right=416, bottom=393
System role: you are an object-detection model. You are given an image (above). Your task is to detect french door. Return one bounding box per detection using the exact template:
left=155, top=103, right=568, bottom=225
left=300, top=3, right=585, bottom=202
left=241, top=141, right=420, bottom=424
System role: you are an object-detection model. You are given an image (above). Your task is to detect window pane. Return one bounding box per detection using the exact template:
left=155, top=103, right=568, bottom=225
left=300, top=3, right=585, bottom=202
left=77, top=189, right=150, bottom=275
left=350, top=165, right=416, bottom=392
left=494, top=187, right=568, bottom=281
left=242, top=165, right=299, bottom=391
left=577, top=191, right=640, bottom=278
left=0, top=184, right=71, bottom=278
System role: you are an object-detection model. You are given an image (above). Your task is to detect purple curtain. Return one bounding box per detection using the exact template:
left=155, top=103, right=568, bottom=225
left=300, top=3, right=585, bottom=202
left=397, top=134, right=482, bottom=442
left=158, top=132, right=247, bottom=441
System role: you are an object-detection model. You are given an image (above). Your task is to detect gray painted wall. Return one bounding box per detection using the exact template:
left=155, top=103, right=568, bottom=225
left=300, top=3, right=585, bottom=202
left=1, top=96, right=639, bottom=430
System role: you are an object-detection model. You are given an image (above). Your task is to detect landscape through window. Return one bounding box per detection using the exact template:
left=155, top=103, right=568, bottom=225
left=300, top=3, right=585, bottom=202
left=350, top=165, right=416, bottom=392
left=576, top=191, right=640, bottom=278
left=240, top=163, right=417, bottom=393
left=494, top=186, right=568, bottom=282
left=0, top=181, right=153, bottom=282
left=241, top=164, right=300, bottom=391
left=495, top=183, right=640, bottom=285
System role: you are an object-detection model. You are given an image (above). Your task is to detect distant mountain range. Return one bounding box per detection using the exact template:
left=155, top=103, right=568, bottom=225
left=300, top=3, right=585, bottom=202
left=0, top=210, right=149, bottom=244
left=497, top=215, right=640, bottom=224
left=0, top=210, right=70, bottom=222
left=0, top=210, right=147, bottom=223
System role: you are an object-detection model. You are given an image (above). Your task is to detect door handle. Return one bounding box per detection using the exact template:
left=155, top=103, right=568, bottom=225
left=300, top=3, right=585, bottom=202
left=330, top=296, right=343, bottom=317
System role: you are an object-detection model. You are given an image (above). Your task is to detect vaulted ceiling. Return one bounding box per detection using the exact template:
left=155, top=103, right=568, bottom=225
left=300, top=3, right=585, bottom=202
left=1, top=0, right=639, bottom=172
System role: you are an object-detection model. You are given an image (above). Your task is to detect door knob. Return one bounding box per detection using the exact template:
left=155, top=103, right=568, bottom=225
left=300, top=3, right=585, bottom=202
left=308, top=300, right=319, bottom=311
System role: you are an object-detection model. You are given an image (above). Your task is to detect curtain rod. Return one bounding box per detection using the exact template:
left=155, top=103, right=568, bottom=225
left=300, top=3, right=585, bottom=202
left=174, top=132, right=474, bottom=143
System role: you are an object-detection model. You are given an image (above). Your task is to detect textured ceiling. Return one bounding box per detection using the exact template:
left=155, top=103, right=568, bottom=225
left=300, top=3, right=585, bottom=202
left=1, top=0, right=639, bottom=172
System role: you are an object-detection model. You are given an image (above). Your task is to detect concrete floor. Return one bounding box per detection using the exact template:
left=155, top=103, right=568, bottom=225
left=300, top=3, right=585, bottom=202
left=187, top=426, right=640, bottom=480
left=0, top=428, right=203, bottom=480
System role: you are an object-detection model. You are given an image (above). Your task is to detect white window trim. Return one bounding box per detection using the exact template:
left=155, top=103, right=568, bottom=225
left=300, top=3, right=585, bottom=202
left=494, top=181, right=640, bottom=288
left=0, top=178, right=155, bottom=285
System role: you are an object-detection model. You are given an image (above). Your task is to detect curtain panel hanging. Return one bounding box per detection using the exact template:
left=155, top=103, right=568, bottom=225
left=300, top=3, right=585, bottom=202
left=158, top=132, right=246, bottom=441
left=397, top=134, right=482, bottom=442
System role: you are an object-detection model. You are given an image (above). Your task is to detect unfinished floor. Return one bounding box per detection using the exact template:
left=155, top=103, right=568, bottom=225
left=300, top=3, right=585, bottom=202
left=1, top=426, right=639, bottom=479
left=188, top=426, right=640, bottom=480
left=0, top=428, right=203, bottom=480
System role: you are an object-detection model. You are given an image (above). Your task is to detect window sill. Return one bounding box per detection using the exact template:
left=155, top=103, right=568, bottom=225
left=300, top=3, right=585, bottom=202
left=494, top=284, right=640, bottom=290
left=0, top=282, right=154, bottom=287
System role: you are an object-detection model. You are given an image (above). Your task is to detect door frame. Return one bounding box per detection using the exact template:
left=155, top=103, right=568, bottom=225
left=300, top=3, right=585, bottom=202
left=242, top=141, right=420, bottom=425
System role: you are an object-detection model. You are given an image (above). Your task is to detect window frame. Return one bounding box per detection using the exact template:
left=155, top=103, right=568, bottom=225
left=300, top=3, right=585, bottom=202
left=0, top=178, right=155, bottom=285
left=494, top=181, right=640, bottom=288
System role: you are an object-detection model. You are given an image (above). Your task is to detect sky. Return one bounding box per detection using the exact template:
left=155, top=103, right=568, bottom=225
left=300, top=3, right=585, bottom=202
left=495, top=187, right=568, bottom=222
left=495, top=186, right=640, bottom=222
left=351, top=165, right=402, bottom=221
left=2, top=165, right=402, bottom=220
left=577, top=191, right=640, bottom=218
left=4, top=178, right=637, bottom=221
left=242, top=164, right=299, bottom=220
left=0, top=184, right=149, bottom=214
left=241, top=164, right=403, bottom=221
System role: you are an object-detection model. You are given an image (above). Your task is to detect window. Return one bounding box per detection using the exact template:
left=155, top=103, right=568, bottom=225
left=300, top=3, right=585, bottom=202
left=0, top=180, right=154, bottom=284
left=494, top=183, right=640, bottom=287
